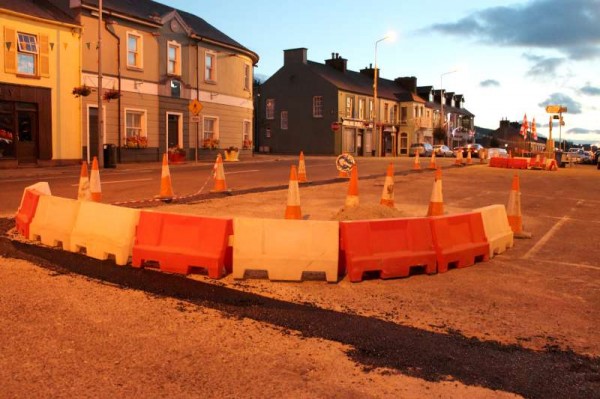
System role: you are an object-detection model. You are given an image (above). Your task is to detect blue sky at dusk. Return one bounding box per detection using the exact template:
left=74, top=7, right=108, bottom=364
left=166, top=0, right=600, bottom=144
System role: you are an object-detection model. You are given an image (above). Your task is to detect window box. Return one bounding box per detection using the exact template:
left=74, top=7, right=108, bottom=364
left=124, top=135, right=147, bottom=149
left=202, top=138, right=219, bottom=149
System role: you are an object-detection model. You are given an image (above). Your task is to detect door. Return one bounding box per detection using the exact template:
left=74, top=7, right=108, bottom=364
left=88, top=107, right=99, bottom=160
left=16, top=109, right=38, bottom=164
left=167, top=114, right=180, bottom=149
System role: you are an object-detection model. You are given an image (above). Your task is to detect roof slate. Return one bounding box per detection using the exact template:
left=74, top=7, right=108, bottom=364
left=1, top=0, right=78, bottom=25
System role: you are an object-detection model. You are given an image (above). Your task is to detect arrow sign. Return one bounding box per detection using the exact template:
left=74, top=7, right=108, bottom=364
left=545, top=105, right=567, bottom=113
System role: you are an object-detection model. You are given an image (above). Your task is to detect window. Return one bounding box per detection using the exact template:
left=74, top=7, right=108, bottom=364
left=383, top=104, right=389, bottom=122
left=390, top=105, right=397, bottom=123
left=345, top=97, right=354, bottom=118
left=266, top=99, right=275, bottom=119
left=243, top=120, right=251, bottom=148
left=17, top=33, right=37, bottom=75
left=170, top=79, right=181, bottom=98
left=203, top=116, right=218, bottom=140
left=358, top=99, right=365, bottom=120
left=401, top=107, right=407, bottom=121
left=205, top=51, right=216, bottom=82
left=280, top=111, right=288, bottom=130
left=167, top=41, right=181, bottom=75
left=369, top=100, right=373, bottom=119
left=127, top=32, right=143, bottom=69
left=125, top=109, right=146, bottom=139
left=312, top=96, right=323, bottom=118
left=243, top=64, right=251, bottom=91
left=265, top=128, right=271, bottom=138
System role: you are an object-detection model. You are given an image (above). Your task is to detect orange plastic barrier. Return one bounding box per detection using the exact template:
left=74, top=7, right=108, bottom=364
left=132, top=211, right=233, bottom=278
left=429, top=212, right=490, bottom=273
left=340, top=217, right=437, bottom=282
left=15, top=189, right=43, bottom=238
left=507, top=158, right=528, bottom=169
left=489, top=157, right=508, bottom=168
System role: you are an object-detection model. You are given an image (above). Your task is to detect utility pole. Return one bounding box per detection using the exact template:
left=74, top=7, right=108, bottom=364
left=97, top=0, right=104, bottom=167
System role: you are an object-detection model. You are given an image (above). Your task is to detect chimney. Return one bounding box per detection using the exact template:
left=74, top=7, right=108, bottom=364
left=325, top=53, right=347, bottom=73
left=359, top=64, right=376, bottom=79
left=284, top=48, right=307, bottom=65
left=395, top=76, right=417, bottom=93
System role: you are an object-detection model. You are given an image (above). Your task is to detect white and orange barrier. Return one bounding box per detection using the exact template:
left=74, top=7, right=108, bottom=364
left=474, top=204, right=514, bottom=258
left=29, top=195, right=80, bottom=250
left=232, top=217, right=339, bottom=282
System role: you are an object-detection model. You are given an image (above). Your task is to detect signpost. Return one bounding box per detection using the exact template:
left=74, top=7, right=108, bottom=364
left=545, top=104, right=567, bottom=152
left=188, top=100, right=203, bottom=162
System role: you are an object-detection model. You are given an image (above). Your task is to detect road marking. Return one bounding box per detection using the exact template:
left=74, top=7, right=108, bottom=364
left=224, top=169, right=260, bottom=175
left=522, top=216, right=570, bottom=260
left=533, top=258, right=600, bottom=271
left=70, top=178, right=152, bottom=186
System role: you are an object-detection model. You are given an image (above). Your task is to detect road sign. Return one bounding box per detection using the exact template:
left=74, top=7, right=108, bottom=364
left=188, top=99, right=203, bottom=115
left=191, top=115, right=201, bottom=123
left=335, top=153, right=355, bottom=172
left=545, top=105, right=567, bottom=113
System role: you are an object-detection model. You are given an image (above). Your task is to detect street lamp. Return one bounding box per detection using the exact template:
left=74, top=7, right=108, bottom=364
left=440, top=70, right=456, bottom=147
left=373, top=32, right=395, bottom=156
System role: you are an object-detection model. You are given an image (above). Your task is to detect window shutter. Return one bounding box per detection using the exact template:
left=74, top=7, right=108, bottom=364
left=39, top=34, right=50, bottom=77
left=3, top=27, right=17, bottom=74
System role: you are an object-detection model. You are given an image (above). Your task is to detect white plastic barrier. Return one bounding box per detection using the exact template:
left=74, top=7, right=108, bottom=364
left=474, top=204, right=514, bottom=258
left=29, top=195, right=80, bottom=250
left=232, top=217, right=339, bottom=282
left=70, top=201, right=140, bottom=265
left=17, top=182, right=51, bottom=213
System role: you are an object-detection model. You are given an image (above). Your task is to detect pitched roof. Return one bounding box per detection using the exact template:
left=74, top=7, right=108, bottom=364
left=306, top=61, right=422, bottom=103
left=1, top=0, right=79, bottom=26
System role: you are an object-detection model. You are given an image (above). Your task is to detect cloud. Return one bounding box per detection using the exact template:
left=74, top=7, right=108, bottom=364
left=538, top=93, right=582, bottom=114
left=525, top=55, right=565, bottom=77
left=480, top=79, right=500, bottom=87
left=579, top=83, right=600, bottom=96
left=426, top=0, right=600, bottom=60
left=567, top=127, right=600, bottom=135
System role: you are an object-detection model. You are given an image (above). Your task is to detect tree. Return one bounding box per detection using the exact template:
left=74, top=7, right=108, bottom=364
left=433, top=127, right=446, bottom=144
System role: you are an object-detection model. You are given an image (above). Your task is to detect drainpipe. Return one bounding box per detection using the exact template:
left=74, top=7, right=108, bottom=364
left=105, top=19, right=121, bottom=163
left=195, top=43, right=200, bottom=163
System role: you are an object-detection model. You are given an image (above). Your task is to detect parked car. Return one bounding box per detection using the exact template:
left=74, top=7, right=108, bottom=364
left=433, top=144, right=454, bottom=157
left=487, top=148, right=509, bottom=158
left=456, top=143, right=485, bottom=158
left=565, top=148, right=589, bottom=164
left=409, top=142, right=433, bottom=157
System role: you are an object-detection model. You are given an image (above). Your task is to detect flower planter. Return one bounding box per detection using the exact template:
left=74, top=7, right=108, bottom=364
left=168, top=152, right=186, bottom=164
left=224, top=149, right=239, bottom=162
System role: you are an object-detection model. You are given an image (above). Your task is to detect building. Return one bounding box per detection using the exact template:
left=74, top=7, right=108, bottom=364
left=494, top=118, right=546, bottom=155
left=51, top=0, right=258, bottom=165
left=258, top=48, right=474, bottom=157
left=1, top=0, right=82, bottom=168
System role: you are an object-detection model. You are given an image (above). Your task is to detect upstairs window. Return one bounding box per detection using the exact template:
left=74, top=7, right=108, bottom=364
left=167, top=41, right=181, bottom=75
left=358, top=99, right=365, bottom=120
left=312, top=96, right=323, bottom=118
left=205, top=51, right=216, bottom=82
left=266, top=99, right=275, bottom=119
left=280, top=111, right=288, bottom=130
left=345, top=96, right=354, bottom=118
left=243, top=63, right=251, bottom=91
left=17, top=33, right=38, bottom=75
left=383, top=103, right=389, bottom=122
left=127, top=32, right=143, bottom=69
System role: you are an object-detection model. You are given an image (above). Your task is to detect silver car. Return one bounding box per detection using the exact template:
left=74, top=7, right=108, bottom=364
left=433, top=145, right=454, bottom=157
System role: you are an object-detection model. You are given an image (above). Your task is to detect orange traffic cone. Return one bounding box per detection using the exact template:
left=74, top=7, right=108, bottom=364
left=211, top=154, right=229, bottom=192
left=466, top=149, right=473, bottom=165
left=426, top=168, right=444, bottom=216
left=412, top=149, right=421, bottom=171
left=345, top=164, right=359, bottom=207
left=380, top=163, right=394, bottom=207
left=284, top=165, right=301, bottom=219
left=338, top=169, right=350, bottom=178
left=454, top=149, right=463, bottom=166
left=480, top=149, right=487, bottom=164
left=90, top=156, right=102, bottom=202
left=77, top=161, right=91, bottom=201
left=297, top=151, right=309, bottom=183
left=507, top=173, right=532, bottom=238
left=157, top=153, right=174, bottom=200
left=428, top=151, right=437, bottom=170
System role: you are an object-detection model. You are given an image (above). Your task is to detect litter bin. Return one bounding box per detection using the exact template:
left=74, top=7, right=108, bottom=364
left=103, top=144, right=117, bottom=168
left=555, top=150, right=564, bottom=168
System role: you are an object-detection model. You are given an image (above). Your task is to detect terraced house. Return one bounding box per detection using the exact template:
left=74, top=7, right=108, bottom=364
left=1, top=1, right=82, bottom=168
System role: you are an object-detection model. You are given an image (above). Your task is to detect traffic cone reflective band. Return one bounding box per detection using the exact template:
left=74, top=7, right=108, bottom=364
left=345, top=164, right=359, bottom=207
left=77, top=161, right=91, bottom=201
left=428, top=151, right=437, bottom=170
left=284, top=165, right=301, bottom=219
left=466, top=149, right=473, bottom=165
left=90, top=156, right=102, bottom=202
left=297, top=151, right=308, bottom=183
left=158, top=153, right=174, bottom=200
left=211, top=154, right=228, bottom=192
left=507, top=173, right=532, bottom=238
left=454, top=150, right=463, bottom=166
left=412, top=149, right=421, bottom=170
left=427, top=168, right=444, bottom=216
left=380, top=163, right=394, bottom=207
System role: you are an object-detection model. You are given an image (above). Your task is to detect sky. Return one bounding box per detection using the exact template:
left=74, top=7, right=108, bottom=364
left=165, top=0, right=600, bottom=145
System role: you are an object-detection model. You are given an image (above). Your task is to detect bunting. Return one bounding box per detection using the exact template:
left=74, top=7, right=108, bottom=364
left=531, top=118, right=537, bottom=141
left=519, top=114, right=528, bottom=138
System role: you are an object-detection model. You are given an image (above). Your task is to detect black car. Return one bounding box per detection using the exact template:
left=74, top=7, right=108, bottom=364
left=456, top=143, right=484, bottom=158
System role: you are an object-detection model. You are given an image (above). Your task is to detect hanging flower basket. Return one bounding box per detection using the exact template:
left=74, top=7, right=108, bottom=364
left=103, top=89, right=121, bottom=102
left=72, top=85, right=91, bottom=98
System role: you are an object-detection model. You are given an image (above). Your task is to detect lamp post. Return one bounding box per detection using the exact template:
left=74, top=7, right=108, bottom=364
left=440, top=70, right=456, bottom=147
left=373, top=33, right=394, bottom=157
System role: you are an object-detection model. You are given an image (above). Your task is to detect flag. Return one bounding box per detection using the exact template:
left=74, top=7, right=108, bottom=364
left=531, top=118, right=537, bottom=141
left=469, top=129, right=475, bottom=138
left=519, top=114, right=528, bottom=138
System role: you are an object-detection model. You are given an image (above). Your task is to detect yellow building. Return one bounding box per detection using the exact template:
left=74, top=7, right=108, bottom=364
left=0, top=1, right=82, bottom=167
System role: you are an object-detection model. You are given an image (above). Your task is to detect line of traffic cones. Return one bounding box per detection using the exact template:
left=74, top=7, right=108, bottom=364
left=466, top=149, right=473, bottom=165
left=428, top=151, right=437, bottom=170
left=454, top=150, right=464, bottom=166
left=507, top=173, right=532, bottom=239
